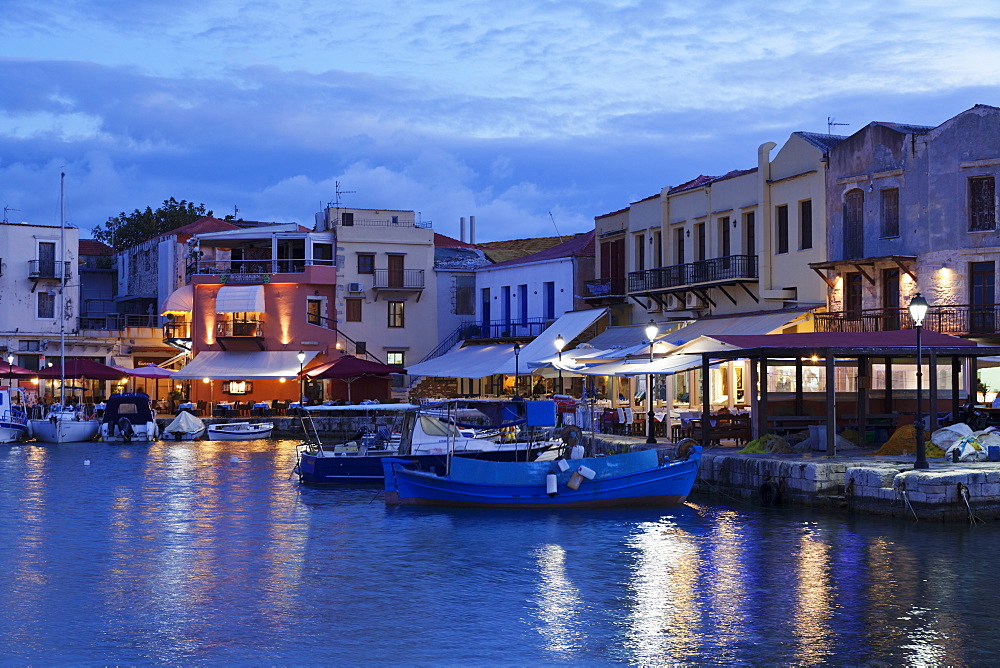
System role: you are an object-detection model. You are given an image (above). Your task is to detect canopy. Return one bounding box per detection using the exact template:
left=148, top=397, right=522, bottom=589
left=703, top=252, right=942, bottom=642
left=302, top=356, right=406, bottom=379
left=215, top=285, right=265, bottom=313
left=113, top=364, right=175, bottom=379
left=573, top=354, right=709, bottom=377
left=0, top=361, right=36, bottom=377
left=36, top=359, right=126, bottom=380
left=676, top=330, right=981, bottom=356
left=508, top=308, right=607, bottom=372
left=172, top=350, right=319, bottom=379
left=160, top=284, right=194, bottom=315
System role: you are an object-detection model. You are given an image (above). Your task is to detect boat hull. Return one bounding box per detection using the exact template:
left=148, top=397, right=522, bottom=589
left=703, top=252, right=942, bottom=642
left=206, top=423, right=273, bottom=441
left=29, top=417, right=100, bottom=443
left=163, top=427, right=207, bottom=441
left=296, top=447, right=542, bottom=485
left=0, top=421, right=28, bottom=444
left=382, top=449, right=701, bottom=508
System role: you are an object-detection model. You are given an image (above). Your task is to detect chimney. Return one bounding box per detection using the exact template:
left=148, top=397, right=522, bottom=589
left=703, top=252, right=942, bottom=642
left=469, top=215, right=476, bottom=244
left=460, top=217, right=466, bottom=243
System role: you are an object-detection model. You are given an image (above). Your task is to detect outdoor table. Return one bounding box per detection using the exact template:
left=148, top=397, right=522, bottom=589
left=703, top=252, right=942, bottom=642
left=252, top=402, right=270, bottom=417
left=214, top=402, right=234, bottom=417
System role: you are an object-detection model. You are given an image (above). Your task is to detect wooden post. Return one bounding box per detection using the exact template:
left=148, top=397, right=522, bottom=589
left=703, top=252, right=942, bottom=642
left=826, top=354, right=836, bottom=456
left=701, top=353, right=711, bottom=450
left=749, top=357, right=759, bottom=441
left=795, top=357, right=804, bottom=416
left=952, top=356, right=961, bottom=420
left=929, top=350, right=938, bottom=432
left=858, top=355, right=869, bottom=445
left=759, top=355, right=769, bottom=439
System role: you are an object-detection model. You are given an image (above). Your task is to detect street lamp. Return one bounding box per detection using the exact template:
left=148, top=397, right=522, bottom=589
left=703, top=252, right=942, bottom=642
left=909, top=292, right=929, bottom=470
left=554, top=334, right=565, bottom=394
left=645, top=320, right=658, bottom=444
left=6, top=353, right=13, bottom=389
left=297, top=350, right=306, bottom=407
left=513, top=342, right=521, bottom=398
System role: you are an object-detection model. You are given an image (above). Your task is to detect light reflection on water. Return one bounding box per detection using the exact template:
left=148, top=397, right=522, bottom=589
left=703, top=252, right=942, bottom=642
left=2, top=440, right=1000, bottom=665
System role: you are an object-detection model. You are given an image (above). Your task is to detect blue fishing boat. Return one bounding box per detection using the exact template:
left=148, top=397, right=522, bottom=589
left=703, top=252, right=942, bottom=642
left=0, top=389, right=29, bottom=444
left=381, top=445, right=701, bottom=508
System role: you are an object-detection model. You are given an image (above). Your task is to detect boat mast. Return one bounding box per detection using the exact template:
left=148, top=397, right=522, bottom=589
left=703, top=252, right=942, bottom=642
left=59, top=172, right=66, bottom=407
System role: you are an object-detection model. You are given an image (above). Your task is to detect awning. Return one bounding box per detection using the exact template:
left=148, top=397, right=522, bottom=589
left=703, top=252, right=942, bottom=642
left=406, top=344, right=515, bottom=379
left=215, top=285, right=265, bottom=313
left=574, top=354, right=708, bottom=377
left=405, top=308, right=607, bottom=379
left=160, top=284, right=194, bottom=315
left=172, top=350, right=319, bottom=379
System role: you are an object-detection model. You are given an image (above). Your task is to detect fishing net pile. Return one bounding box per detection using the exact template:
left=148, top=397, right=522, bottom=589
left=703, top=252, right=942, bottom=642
left=874, top=423, right=945, bottom=457
left=738, top=433, right=792, bottom=454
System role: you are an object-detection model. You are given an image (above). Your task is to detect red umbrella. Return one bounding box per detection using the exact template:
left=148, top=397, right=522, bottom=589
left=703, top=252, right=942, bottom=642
left=302, top=356, right=405, bottom=379
left=36, top=359, right=126, bottom=380
left=0, top=361, right=35, bottom=377
left=300, top=356, right=405, bottom=402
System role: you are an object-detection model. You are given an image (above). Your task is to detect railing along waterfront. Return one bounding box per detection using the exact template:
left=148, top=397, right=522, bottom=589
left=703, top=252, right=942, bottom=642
left=814, top=304, right=1000, bottom=335
left=628, top=255, right=757, bottom=292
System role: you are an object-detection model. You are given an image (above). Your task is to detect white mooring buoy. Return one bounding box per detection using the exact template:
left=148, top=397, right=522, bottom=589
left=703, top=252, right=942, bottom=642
left=230, top=455, right=239, bottom=464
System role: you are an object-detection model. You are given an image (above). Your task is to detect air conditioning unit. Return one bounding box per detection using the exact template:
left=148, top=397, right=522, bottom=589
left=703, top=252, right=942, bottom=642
left=666, top=294, right=684, bottom=311
left=686, top=293, right=706, bottom=309
left=347, top=282, right=364, bottom=293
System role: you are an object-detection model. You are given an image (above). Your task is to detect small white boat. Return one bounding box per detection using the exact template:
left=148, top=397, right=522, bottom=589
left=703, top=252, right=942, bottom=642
left=207, top=421, right=273, bottom=440
left=99, top=393, right=159, bottom=443
left=0, top=389, right=29, bottom=444
left=28, top=404, right=100, bottom=443
left=163, top=411, right=207, bottom=440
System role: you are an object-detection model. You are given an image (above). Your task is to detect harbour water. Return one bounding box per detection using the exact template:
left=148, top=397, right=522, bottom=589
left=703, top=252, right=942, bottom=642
left=1, top=439, right=999, bottom=666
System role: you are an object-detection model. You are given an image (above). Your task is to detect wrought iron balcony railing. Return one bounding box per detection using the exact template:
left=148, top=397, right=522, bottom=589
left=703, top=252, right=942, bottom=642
left=164, top=320, right=192, bottom=340
left=628, top=255, right=758, bottom=293
left=373, top=268, right=425, bottom=289
left=28, top=260, right=72, bottom=280
left=814, top=304, right=1000, bottom=336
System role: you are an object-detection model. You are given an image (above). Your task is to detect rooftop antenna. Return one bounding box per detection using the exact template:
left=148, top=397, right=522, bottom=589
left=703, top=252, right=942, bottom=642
left=827, top=117, right=849, bottom=135
left=2, top=205, right=19, bottom=223
left=548, top=212, right=565, bottom=243
left=234, top=205, right=240, bottom=218
left=326, top=181, right=356, bottom=228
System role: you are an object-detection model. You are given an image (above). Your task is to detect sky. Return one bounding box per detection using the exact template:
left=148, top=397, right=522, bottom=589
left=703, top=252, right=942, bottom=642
left=2, top=0, right=999, bottom=243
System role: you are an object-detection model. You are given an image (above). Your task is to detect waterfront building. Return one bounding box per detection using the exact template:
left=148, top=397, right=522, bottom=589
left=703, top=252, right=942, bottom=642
left=169, top=223, right=346, bottom=406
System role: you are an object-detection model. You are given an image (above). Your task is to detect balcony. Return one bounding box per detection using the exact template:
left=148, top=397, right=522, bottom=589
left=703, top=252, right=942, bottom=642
left=187, top=258, right=335, bottom=278
left=78, top=314, right=161, bottom=331
left=628, top=255, right=758, bottom=293
left=28, top=260, right=72, bottom=280
left=583, top=277, right=627, bottom=303
left=814, top=304, right=1000, bottom=337
left=215, top=318, right=264, bottom=351
left=470, top=318, right=549, bottom=339
left=373, top=269, right=425, bottom=294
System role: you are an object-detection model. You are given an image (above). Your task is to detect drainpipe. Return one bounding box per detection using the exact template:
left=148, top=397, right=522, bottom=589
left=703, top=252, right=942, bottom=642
left=758, top=142, right=777, bottom=292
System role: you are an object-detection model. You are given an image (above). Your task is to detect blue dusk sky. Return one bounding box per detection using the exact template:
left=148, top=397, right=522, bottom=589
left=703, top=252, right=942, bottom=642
left=1, top=0, right=999, bottom=242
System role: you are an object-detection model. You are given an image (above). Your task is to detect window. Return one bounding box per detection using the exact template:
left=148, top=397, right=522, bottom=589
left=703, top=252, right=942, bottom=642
left=341, top=212, right=354, bottom=226
left=719, top=217, right=731, bottom=257
left=544, top=282, right=555, bottom=320
left=845, top=272, right=863, bottom=318
left=386, top=351, right=405, bottom=366
left=223, top=380, right=253, bottom=395
left=799, top=200, right=813, bottom=250
left=775, top=205, right=789, bottom=254
left=696, top=223, right=706, bottom=261
left=652, top=230, right=662, bottom=268
left=388, top=300, right=405, bottom=328
left=744, top=212, right=755, bottom=255
left=454, top=275, right=475, bottom=315
left=880, top=188, right=899, bottom=237
left=313, top=242, right=334, bottom=265
left=970, top=261, right=996, bottom=333
left=518, top=284, right=528, bottom=324
left=674, top=228, right=685, bottom=265
left=307, top=297, right=324, bottom=325
left=480, top=288, right=491, bottom=327
left=37, top=291, right=55, bottom=319
left=345, top=298, right=362, bottom=322
left=501, top=286, right=511, bottom=327
left=844, top=190, right=864, bottom=259
left=634, top=234, right=645, bottom=271
left=970, top=176, right=996, bottom=231
left=357, top=253, right=375, bottom=274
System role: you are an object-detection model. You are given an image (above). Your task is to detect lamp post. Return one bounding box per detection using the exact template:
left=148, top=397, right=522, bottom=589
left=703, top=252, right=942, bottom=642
left=297, top=350, right=306, bottom=406
left=6, top=353, right=12, bottom=389
left=513, top=342, right=521, bottom=398
left=554, top=334, right=565, bottom=394
left=909, top=292, right=929, bottom=470
left=645, top=320, right=658, bottom=444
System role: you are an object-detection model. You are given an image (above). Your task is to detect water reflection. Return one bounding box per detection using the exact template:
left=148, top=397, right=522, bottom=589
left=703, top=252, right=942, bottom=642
left=533, top=543, right=582, bottom=658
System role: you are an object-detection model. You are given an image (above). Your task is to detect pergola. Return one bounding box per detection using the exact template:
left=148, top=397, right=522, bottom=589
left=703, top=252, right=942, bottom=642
left=677, top=331, right=1000, bottom=455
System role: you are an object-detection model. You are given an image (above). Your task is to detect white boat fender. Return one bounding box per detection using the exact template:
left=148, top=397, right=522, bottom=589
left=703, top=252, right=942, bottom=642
left=84, top=460, right=90, bottom=466
left=230, top=455, right=239, bottom=464
left=570, top=445, right=585, bottom=460
left=578, top=465, right=596, bottom=480
left=555, top=459, right=570, bottom=473
left=546, top=473, right=558, bottom=497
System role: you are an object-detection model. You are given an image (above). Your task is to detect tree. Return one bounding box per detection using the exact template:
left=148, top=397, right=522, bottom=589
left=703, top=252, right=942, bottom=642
left=92, top=198, right=214, bottom=251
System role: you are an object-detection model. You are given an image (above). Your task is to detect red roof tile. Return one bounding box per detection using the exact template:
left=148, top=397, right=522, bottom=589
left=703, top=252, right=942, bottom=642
left=485, top=231, right=595, bottom=269
left=79, top=239, right=112, bottom=256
